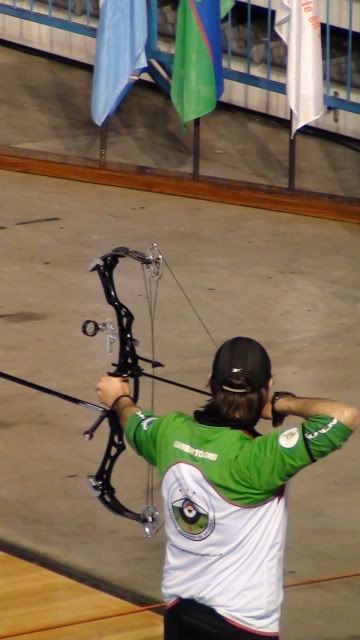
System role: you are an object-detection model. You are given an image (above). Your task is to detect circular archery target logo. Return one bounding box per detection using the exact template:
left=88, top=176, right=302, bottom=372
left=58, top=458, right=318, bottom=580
left=168, top=482, right=215, bottom=541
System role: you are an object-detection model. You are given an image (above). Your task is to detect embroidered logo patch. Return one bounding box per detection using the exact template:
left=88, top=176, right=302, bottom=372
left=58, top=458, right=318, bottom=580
left=279, top=427, right=300, bottom=449
left=168, top=482, right=215, bottom=541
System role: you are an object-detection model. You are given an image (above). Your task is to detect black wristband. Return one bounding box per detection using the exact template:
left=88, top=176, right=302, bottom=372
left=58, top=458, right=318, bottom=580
left=271, top=391, right=296, bottom=428
left=110, top=394, right=133, bottom=411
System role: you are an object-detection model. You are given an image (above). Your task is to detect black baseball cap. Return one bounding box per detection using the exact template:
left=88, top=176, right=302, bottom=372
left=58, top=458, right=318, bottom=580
left=211, top=337, right=272, bottom=392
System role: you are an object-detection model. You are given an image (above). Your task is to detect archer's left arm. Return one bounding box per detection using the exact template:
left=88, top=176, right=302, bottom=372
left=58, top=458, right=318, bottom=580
left=96, top=375, right=162, bottom=465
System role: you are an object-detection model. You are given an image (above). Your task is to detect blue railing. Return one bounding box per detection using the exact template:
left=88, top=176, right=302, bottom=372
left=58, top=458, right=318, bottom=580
left=0, top=0, right=359, bottom=117
left=0, top=0, right=96, bottom=36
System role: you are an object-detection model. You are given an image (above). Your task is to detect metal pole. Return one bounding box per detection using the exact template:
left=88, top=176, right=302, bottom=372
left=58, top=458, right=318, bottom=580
left=192, top=117, right=201, bottom=180
left=100, top=118, right=108, bottom=168
left=288, top=111, right=296, bottom=192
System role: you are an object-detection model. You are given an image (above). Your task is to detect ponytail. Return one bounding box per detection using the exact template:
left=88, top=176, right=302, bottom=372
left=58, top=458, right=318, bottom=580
left=203, top=370, right=269, bottom=429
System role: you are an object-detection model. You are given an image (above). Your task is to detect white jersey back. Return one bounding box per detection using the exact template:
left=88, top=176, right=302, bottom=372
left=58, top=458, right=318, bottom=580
left=161, top=463, right=287, bottom=635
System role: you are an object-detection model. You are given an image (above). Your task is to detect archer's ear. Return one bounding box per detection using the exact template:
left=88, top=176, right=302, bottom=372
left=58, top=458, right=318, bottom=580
left=268, top=377, right=273, bottom=390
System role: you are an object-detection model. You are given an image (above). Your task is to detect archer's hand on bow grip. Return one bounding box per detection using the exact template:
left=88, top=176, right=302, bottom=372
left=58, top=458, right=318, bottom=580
left=96, top=375, right=131, bottom=409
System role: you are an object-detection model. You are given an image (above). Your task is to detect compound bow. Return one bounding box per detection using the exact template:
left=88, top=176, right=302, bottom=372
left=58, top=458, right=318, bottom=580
left=0, top=243, right=212, bottom=538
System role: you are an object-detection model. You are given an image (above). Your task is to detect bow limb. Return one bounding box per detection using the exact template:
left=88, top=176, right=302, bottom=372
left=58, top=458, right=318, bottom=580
left=87, top=411, right=143, bottom=522
left=90, top=250, right=142, bottom=394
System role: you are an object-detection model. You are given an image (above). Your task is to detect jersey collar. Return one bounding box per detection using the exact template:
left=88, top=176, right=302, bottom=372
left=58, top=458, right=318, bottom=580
left=193, top=409, right=260, bottom=437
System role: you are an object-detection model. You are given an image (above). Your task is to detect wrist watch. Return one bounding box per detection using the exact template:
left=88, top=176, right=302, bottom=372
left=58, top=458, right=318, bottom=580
left=271, top=391, right=295, bottom=427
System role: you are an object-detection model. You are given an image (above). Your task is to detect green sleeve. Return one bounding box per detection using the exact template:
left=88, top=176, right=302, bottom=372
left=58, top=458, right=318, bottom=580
left=124, top=409, right=164, bottom=465
left=238, top=425, right=312, bottom=493
left=239, top=415, right=352, bottom=494
left=302, top=414, right=352, bottom=460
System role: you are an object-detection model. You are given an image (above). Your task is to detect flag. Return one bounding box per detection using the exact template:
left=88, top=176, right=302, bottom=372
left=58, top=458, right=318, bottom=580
left=275, top=0, right=324, bottom=136
left=91, top=0, right=147, bottom=126
left=221, top=0, right=235, bottom=19
left=171, top=0, right=235, bottom=126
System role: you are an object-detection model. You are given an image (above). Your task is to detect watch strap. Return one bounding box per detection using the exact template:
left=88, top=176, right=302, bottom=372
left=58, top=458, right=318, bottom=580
left=271, top=391, right=295, bottom=427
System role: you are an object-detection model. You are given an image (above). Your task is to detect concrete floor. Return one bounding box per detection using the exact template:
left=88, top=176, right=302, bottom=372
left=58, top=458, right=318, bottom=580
left=0, top=43, right=359, bottom=198
left=0, top=168, right=359, bottom=638
left=1, top=37, right=360, bottom=639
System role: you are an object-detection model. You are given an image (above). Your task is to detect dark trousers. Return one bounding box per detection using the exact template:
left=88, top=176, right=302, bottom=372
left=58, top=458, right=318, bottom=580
left=164, top=599, right=279, bottom=640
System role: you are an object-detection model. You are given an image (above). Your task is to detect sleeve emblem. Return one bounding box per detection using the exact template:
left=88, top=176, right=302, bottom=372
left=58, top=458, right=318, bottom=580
left=279, top=427, right=300, bottom=449
left=141, top=417, right=157, bottom=431
left=134, top=411, right=157, bottom=431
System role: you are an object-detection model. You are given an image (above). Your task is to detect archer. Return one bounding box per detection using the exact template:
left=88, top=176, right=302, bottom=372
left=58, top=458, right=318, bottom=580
left=97, top=336, right=359, bottom=640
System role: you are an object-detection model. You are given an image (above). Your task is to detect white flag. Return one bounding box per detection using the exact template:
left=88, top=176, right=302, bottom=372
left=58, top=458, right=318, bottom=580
left=275, top=0, right=324, bottom=136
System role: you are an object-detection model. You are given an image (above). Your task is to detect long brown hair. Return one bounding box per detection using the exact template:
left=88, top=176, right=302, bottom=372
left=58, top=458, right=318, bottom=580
left=203, top=370, right=269, bottom=429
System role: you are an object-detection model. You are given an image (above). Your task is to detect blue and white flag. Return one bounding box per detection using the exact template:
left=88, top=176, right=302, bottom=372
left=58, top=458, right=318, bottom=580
left=91, top=0, right=148, bottom=126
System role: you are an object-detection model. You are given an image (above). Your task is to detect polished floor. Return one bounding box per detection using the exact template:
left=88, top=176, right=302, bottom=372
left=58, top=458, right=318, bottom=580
left=0, top=552, right=163, bottom=639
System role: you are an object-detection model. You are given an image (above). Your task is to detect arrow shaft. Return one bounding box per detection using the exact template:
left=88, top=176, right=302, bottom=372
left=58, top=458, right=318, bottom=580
left=0, top=371, right=104, bottom=413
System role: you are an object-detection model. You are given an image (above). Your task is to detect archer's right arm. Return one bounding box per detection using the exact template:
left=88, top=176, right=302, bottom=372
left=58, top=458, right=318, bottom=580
left=238, top=396, right=359, bottom=494
left=274, top=396, right=360, bottom=432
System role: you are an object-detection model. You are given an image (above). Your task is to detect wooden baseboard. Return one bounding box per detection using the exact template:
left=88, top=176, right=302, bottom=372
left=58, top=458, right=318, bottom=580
left=0, top=148, right=359, bottom=224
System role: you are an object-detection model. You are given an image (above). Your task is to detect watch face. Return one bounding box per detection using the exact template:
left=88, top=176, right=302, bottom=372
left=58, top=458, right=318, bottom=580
left=273, top=392, right=294, bottom=403
left=271, top=393, right=281, bottom=412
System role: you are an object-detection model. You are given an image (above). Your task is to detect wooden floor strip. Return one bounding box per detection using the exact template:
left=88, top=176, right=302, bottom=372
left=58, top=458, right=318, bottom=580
left=1, top=613, right=163, bottom=640
left=0, top=553, right=163, bottom=640
left=0, top=150, right=359, bottom=224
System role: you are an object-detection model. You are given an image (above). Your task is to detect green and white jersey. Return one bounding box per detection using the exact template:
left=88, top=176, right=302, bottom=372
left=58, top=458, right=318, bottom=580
left=126, top=412, right=351, bottom=635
